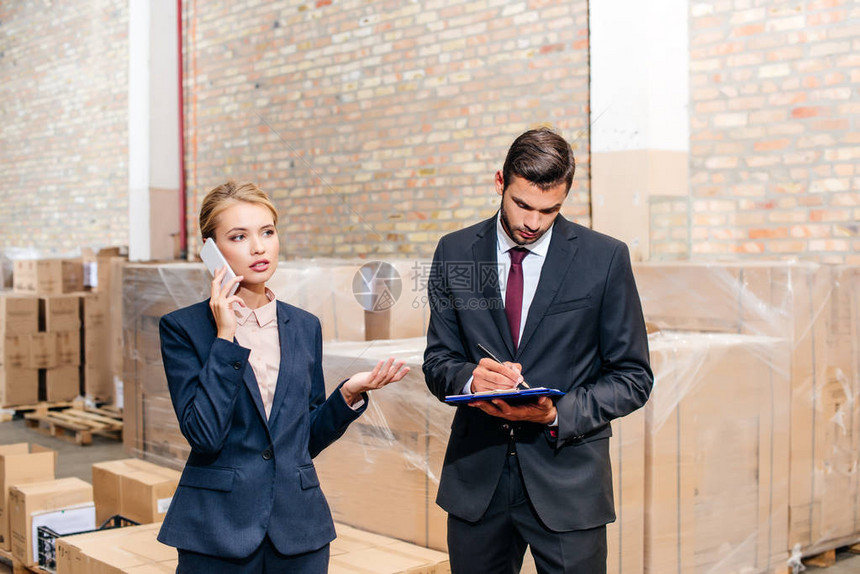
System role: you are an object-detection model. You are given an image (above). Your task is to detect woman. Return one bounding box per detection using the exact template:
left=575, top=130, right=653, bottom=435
left=156, top=181, right=409, bottom=572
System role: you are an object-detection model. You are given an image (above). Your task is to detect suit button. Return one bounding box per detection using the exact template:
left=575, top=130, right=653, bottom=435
left=232, top=361, right=242, bottom=370
left=262, top=448, right=273, bottom=460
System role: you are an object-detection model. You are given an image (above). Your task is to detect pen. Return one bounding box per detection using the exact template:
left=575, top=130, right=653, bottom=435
left=477, top=344, right=530, bottom=389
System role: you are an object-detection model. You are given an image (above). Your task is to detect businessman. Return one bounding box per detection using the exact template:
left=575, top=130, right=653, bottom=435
left=423, top=127, right=653, bottom=573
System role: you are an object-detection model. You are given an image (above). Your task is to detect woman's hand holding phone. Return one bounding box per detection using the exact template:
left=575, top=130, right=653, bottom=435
left=210, top=266, right=246, bottom=341
left=340, top=358, right=410, bottom=406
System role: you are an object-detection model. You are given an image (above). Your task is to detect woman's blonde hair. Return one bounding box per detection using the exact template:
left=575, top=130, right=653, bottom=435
left=199, top=181, right=278, bottom=240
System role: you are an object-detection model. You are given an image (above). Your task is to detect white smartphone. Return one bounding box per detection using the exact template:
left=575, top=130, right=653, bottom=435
left=199, top=239, right=240, bottom=297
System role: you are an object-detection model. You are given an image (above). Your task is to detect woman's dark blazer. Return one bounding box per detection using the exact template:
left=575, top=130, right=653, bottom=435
left=156, top=299, right=365, bottom=558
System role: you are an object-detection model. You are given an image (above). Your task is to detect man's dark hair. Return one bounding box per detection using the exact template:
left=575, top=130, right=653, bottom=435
left=501, top=127, right=576, bottom=193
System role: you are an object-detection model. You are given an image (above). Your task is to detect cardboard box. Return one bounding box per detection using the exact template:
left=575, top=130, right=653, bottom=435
left=92, top=459, right=180, bottom=525
left=9, top=477, right=93, bottom=566
left=635, top=262, right=860, bottom=555
left=56, top=521, right=174, bottom=574
left=55, top=330, right=82, bottom=367
left=607, top=407, right=645, bottom=574
left=644, top=333, right=790, bottom=573
left=0, top=366, right=39, bottom=407
left=329, top=523, right=450, bottom=574
left=40, top=295, right=82, bottom=332
left=14, top=259, right=85, bottom=295
left=45, top=366, right=81, bottom=402
left=28, top=332, right=57, bottom=369
left=0, top=335, right=31, bottom=369
left=0, top=295, right=39, bottom=336
left=81, top=292, right=112, bottom=400
left=0, top=443, right=55, bottom=551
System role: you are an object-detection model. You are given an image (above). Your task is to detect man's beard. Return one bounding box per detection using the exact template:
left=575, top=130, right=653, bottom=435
left=500, top=202, right=540, bottom=246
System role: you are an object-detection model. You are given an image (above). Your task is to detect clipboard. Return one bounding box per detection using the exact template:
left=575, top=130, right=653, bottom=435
left=445, top=387, right=565, bottom=405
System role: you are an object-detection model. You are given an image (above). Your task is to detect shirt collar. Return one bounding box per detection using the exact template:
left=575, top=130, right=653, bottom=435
left=495, top=211, right=554, bottom=258
left=232, top=288, right=277, bottom=327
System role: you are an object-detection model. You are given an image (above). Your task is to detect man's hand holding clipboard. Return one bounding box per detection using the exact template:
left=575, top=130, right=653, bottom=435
left=444, top=344, right=563, bottom=425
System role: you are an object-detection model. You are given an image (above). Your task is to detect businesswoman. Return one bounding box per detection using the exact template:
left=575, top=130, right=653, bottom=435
left=157, top=180, right=409, bottom=573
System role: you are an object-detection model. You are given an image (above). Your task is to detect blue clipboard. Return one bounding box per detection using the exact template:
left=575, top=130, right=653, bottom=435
left=445, top=387, right=565, bottom=405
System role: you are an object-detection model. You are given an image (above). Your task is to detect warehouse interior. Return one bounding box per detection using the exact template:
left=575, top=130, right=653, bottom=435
left=1, top=0, right=859, bottom=573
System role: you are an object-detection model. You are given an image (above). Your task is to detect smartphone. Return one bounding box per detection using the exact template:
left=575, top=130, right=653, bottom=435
left=199, top=239, right=240, bottom=297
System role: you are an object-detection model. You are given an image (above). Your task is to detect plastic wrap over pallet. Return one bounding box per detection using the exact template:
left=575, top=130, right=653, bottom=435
left=635, top=262, right=860, bottom=558
left=121, top=260, right=429, bottom=468
left=645, top=332, right=791, bottom=573
left=315, top=337, right=450, bottom=551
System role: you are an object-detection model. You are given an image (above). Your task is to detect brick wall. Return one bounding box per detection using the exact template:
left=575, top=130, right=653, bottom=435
left=677, top=0, right=860, bottom=264
left=1, top=1, right=857, bottom=264
left=183, top=0, right=591, bottom=259
left=0, top=1, right=129, bottom=256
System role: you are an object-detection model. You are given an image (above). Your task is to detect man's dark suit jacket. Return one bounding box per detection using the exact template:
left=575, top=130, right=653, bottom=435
left=423, top=214, right=653, bottom=532
left=157, top=299, right=364, bottom=558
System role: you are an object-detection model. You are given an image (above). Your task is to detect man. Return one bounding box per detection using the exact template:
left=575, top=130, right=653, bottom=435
left=423, top=127, right=653, bottom=573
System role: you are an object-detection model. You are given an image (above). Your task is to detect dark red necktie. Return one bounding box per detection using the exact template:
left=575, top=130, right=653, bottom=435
left=505, top=247, right=529, bottom=351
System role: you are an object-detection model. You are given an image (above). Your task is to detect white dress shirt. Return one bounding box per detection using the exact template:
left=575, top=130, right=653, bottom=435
left=462, top=213, right=554, bottom=395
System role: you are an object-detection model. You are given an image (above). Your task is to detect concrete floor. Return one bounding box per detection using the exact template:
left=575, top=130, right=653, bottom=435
left=2, top=416, right=860, bottom=573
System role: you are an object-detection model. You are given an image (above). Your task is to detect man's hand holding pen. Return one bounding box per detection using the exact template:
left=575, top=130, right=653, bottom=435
left=468, top=356, right=557, bottom=425
left=470, top=358, right=524, bottom=393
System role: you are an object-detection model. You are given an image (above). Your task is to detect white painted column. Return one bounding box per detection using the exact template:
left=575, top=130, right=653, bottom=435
left=128, top=0, right=181, bottom=262
left=590, top=0, right=689, bottom=261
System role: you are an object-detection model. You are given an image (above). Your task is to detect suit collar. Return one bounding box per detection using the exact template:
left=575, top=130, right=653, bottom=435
left=237, top=301, right=292, bottom=431
left=265, top=302, right=293, bottom=428
left=472, top=217, right=513, bottom=356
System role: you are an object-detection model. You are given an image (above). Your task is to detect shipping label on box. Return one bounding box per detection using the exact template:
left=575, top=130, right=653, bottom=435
left=28, top=333, right=57, bottom=369
left=0, top=295, right=39, bottom=336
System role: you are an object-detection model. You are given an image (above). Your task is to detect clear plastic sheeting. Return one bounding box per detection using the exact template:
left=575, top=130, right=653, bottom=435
left=645, top=332, right=791, bottom=573
left=636, top=262, right=860, bottom=561
left=315, top=337, right=450, bottom=552
left=120, top=259, right=860, bottom=571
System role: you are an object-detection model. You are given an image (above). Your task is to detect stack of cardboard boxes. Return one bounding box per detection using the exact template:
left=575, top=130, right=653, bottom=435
left=635, top=262, right=860, bottom=565
left=1, top=251, right=123, bottom=407
left=116, top=258, right=860, bottom=572
left=0, top=451, right=181, bottom=571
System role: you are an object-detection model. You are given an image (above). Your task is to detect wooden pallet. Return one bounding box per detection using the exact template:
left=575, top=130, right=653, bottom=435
left=800, top=543, right=860, bottom=570
left=0, top=547, right=42, bottom=574
left=0, top=401, right=75, bottom=416
left=23, top=406, right=123, bottom=446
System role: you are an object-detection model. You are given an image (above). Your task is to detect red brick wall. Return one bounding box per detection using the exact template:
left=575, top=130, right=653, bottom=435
left=182, top=0, right=591, bottom=259
left=683, top=0, right=860, bottom=264
left=0, top=1, right=129, bottom=255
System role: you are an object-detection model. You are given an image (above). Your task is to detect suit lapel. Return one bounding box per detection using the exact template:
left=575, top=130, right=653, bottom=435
left=472, top=217, right=515, bottom=358
left=265, top=303, right=292, bottom=429
left=240, top=346, right=269, bottom=427
left=515, top=217, right=579, bottom=359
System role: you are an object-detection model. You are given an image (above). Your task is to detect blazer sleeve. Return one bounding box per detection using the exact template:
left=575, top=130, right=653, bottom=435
left=555, top=242, right=653, bottom=442
left=422, top=240, right=478, bottom=401
left=308, top=319, right=367, bottom=458
left=160, top=312, right=251, bottom=456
